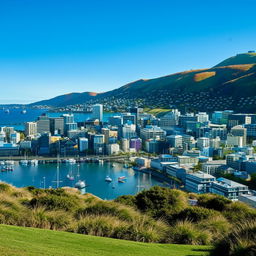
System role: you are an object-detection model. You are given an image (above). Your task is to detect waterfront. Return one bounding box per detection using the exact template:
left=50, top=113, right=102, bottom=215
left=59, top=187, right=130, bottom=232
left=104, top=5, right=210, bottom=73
left=0, top=162, right=165, bottom=199
left=0, top=108, right=119, bottom=131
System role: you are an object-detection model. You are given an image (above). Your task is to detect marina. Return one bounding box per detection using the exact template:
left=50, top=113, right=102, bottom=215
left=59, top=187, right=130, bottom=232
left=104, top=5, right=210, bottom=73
left=0, top=162, right=167, bottom=200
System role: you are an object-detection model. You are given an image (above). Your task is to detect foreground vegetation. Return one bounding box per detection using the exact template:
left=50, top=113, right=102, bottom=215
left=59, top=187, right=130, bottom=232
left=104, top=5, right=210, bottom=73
left=0, top=182, right=255, bottom=255
left=0, top=224, right=210, bottom=256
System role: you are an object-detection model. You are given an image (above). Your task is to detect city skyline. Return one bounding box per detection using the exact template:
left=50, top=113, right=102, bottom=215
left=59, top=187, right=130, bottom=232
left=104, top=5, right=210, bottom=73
left=0, top=0, right=256, bottom=103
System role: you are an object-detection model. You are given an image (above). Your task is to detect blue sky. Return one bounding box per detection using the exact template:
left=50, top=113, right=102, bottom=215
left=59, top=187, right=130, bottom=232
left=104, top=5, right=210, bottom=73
left=0, top=0, right=256, bottom=103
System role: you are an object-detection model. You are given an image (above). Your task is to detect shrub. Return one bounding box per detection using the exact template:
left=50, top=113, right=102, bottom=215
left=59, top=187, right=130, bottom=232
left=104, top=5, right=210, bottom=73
left=198, top=215, right=231, bottom=241
left=135, top=187, right=188, bottom=218
left=174, top=206, right=220, bottom=223
left=115, top=195, right=136, bottom=207
left=211, top=221, right=256, bottom=256
left=29, top=194, right=79, bottom=211
left=0, top=183, right=12, bottom=193
left=223, top=201, right=256, bottom=223
left=197, top=194, right=232, bottom=211
left=75, top=201, right=135, bottom=222
left=169, top=220, right=212, bottom=245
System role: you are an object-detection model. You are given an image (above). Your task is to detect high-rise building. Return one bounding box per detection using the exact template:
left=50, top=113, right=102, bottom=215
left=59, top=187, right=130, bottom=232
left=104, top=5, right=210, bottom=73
left=196, top=112, right=209, bottom=123
left=130, top=138, right=142, bottom=152
left=50, top=117, right=64, bottom=135
left=92, top=104, right=103, bottom=122
left=25, top=122, right=37, bottom=137
left=159, top=109, right=180, bottom=128
left=167, top=135, right=183, bottom=148
left=79, top=138, right=88, bottom=152
left=37, top=115, right=50, bottom=134
left=93, top=134, right=105, bottom=154
left=63, top=114, right=77, bottom=135
left=121, top=138, right=129, bottom=152
left=101, top=128, right=110, bottom=144
left=106, top=143, right=120, bottom=155
left=197, top=137, right=210, bottom=150
left=140, top=125, right=166, bottom=140
left=231, top=125, right=247, bottom=146
left=122, top=124, right=137, bottom=139
left=122, top=113, right=136, bottom=125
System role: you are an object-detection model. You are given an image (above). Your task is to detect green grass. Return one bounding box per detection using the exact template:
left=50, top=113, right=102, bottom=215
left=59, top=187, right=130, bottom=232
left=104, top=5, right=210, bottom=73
left=144, top=108, right=171, bottom=117
left=0, top=224, right=211, bottom=256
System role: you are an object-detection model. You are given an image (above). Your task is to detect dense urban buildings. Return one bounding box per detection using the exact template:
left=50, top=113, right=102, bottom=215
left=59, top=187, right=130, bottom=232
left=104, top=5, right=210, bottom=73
left=2, top=105, right=256, bottom=206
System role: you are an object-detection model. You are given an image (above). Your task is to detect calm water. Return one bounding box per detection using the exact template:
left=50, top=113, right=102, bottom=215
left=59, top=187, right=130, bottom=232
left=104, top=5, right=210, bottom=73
left=0, top=108, right=119, bottom=130
left=0, top=163, right=165, bottom=199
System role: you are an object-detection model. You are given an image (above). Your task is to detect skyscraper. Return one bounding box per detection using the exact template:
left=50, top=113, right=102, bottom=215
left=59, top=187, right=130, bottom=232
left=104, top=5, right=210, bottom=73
left=25, top=122, right=37, bottom=137
left=92, top=104, right=103, bottom=122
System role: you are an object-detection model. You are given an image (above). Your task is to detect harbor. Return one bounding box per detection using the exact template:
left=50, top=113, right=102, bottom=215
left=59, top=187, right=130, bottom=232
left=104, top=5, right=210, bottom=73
left=0, top=161, right=168, bottom=200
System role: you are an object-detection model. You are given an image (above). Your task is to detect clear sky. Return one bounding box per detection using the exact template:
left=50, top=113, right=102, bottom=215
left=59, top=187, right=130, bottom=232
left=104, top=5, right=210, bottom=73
left=0, top=0, right=256, bottom=104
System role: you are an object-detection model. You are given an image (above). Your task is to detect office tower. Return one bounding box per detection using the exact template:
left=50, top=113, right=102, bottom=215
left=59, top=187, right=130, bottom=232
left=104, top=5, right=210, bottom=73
left=92, top=104, right=103, bottom=122
left=196, top=112, right=209, bottom=123
left=121, top=138, right=129, bottom=152
left=37, top=115, right=50, bottom=134
left=63, top=114, right=77, bottom=135
left=93, top=134, right=105, bottom=154
left=231, top=125, right=247, bottom=146
left=167, top=135, right=183, bottom=148
left=122, top=113, right=136, bottom=125
left=122, top=124, right=137, bottom=139
left=50, top=117, right=64, bottom=135
left=197, top=137, right=210, bottom=150
left=130, top=138, right=142, bottom=152
left=25, top=122, right=37, bottom=136
left=101, top=128, right=110, bottom=144
left=79, top=138, right=89, bottom=152
left=140, top=125, right=166, bottom=140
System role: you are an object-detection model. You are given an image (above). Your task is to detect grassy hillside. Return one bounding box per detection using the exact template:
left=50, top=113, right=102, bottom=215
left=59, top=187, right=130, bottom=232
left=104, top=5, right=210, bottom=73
left=0, top=224, right=211, bottom=256
left=214, top=52, right=256, bottom=67
left=31, top=52, right=256, bottom=112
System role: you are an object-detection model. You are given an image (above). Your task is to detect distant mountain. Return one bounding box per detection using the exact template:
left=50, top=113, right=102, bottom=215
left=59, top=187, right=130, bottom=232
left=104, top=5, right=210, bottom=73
left=29, top=92, right=99, bottom=107
left=31, top=52, right=256, bottom=112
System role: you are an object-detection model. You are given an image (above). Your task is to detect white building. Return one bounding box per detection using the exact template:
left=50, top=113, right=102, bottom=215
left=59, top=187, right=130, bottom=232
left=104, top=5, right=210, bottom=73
left=197, top=137, right=210, bottom=150
left=140, top=125, right=166, bottom=140
left=185, top=171, right=216, bottom=194
left=196, top=112, right=209, bottom=123
left=92, top=104, right=103, bottom=122
left=121, top=138, right=130, bottom=152
left=226, top=134, right=244, bottom=147
left=25, top=122, right=37, bottom=137
left=106, top=143, right=120, bottom=155
left=167, top=135, right=183, bottom=148
left=210, top=177, right=249, bottom=200
left=122, top=124, right=136, bottom=139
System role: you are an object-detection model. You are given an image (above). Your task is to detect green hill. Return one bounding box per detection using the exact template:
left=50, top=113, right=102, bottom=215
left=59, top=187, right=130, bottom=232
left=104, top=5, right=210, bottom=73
left=0, top=225, right=210, bottom=256
left=214, top=52, right=256, bottom=67
left=31, top=52, right=256, bottom=112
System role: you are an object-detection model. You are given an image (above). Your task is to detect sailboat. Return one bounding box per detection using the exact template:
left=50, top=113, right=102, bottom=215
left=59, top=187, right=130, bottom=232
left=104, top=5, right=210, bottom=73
left=67, top=164, right=75, bottom=181
left=52, top=155, right=62, bottom=188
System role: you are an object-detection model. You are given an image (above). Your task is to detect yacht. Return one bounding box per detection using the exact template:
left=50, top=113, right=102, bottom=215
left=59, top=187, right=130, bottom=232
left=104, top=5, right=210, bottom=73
left=105, top=176, right=112, bottom=182
left=118, top=176, right=126, bottom=183
left=20, top=160, right=29, bottom=166
left=5, top=160, right=15, bottom=165
left=75, top=180, right=86, bottom=189
left=65, top=159, right=76, bottom=164
left=67, top=174, right=75, bottom=181
left=30, top=159, right=39, bottom=166
left=21, top=109, right=27, bottom=114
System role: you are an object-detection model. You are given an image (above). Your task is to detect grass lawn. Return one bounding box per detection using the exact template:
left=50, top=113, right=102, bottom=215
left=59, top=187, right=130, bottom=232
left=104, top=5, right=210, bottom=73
left=144, top=108, right=171, bottom=117
left=0, top=225, right=211, bottom=256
